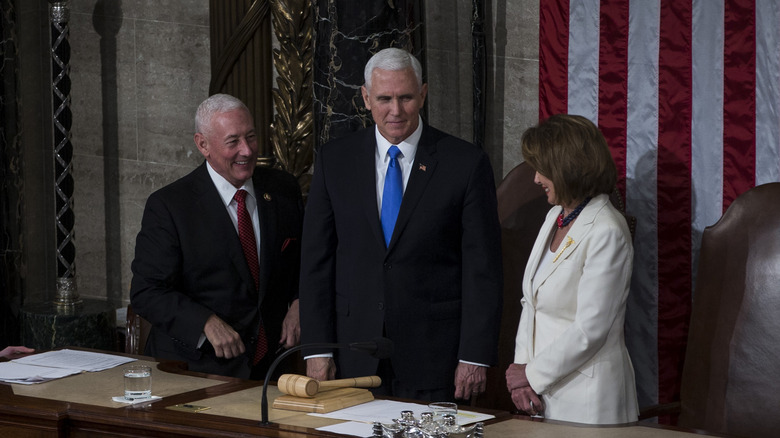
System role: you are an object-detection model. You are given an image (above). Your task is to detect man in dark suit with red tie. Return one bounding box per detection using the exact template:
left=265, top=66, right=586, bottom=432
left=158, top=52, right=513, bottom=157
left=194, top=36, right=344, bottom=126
left=299, top=48, right=503, bottom=401
left=130, top=94, right=303, bottom=379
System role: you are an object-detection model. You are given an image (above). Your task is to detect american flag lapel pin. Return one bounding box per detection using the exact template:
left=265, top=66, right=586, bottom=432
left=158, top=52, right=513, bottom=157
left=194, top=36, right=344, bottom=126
left=418, top=163, right=427, bottom=172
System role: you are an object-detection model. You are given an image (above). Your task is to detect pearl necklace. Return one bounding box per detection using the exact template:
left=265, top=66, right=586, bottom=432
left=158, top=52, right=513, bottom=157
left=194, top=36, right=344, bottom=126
left=556, top=197, right=592, bottom=228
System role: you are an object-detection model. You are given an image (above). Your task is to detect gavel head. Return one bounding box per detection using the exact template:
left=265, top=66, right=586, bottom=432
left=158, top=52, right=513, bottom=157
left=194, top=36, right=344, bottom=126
left=277, top=374, right=319, bottom=397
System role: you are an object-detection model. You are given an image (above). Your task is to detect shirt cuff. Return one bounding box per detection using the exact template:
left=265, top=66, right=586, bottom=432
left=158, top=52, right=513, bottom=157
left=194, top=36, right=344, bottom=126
left=459, top=359, right=489, bottom=367
left=304, top=353, right=334, bottom=360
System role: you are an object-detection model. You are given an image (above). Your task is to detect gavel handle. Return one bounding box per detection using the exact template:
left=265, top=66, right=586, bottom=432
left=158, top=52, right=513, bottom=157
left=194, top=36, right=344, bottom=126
left=318, top=375, right=382, bottom=389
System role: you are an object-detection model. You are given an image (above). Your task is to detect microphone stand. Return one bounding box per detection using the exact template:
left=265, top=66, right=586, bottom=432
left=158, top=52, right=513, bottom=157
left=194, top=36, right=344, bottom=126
left=260, top=342, right=340, bottom=425
left=260, top=338, right=392, bottom=425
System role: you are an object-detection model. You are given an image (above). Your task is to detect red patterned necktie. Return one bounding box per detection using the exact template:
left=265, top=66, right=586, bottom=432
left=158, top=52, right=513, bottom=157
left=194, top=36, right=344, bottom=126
left=234, top=189, right=267, bottom=364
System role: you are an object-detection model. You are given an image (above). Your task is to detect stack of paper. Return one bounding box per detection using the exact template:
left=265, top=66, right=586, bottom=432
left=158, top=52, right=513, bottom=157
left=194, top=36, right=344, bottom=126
left=0, top=349, right=136, bottom=384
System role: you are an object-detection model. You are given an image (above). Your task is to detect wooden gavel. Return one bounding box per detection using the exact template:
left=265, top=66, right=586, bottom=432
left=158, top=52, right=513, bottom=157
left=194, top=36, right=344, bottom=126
left=276, top=374, right=382, bottom=398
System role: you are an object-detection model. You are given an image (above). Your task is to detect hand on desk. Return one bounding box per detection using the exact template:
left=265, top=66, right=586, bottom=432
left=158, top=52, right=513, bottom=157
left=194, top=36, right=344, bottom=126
left=0, top=346, right=35, bottom=360
left=203, top=314, right=245, bottom=359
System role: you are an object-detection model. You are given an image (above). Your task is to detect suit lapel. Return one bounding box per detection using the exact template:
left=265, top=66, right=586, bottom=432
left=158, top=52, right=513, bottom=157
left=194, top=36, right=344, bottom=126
left=531, top=196, right=606, bottom=296
left=255, top=178, right=275, bottom=306
left=386, top=126, right=438, bottom=251
left=191, top=164, right=255, bottom=293
left=354, top=131, right=386, bottom=248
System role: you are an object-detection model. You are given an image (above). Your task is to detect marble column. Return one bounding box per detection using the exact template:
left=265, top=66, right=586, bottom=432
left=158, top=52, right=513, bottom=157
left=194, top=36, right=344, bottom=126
left=20, top=1, right=115, bottom=352
left=312, top=0, right=426, bottom=145
left=1, top=0, right=23, bottom=347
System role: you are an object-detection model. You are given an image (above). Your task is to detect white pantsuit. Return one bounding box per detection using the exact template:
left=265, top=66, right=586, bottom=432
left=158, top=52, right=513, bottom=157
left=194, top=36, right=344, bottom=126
left=514, top=194, right=639, bottom=424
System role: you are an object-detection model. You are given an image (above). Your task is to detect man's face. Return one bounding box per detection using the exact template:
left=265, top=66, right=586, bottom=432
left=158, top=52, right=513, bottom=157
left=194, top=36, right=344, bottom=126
left=361, top=67, right=427, bottom=144
left=194, top=108, right=258, bottom=188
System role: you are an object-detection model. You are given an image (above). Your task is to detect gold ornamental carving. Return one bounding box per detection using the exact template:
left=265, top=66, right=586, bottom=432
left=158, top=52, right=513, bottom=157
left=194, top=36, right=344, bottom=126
left=270, top=0, right=314, bottom=195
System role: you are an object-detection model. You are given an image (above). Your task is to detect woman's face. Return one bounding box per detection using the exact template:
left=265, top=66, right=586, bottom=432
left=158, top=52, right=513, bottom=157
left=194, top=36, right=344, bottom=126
left=534, top=171, right=557, bottom=205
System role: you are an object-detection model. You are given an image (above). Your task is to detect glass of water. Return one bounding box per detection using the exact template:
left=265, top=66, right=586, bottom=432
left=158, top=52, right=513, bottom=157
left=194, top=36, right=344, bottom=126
left=428, top=401, right=458, bottom=424
left=123, top=364, right=152, bottom=400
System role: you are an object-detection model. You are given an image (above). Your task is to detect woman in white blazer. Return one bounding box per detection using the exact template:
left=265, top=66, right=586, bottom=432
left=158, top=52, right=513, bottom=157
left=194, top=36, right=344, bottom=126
left=506, top=114, right=639, bottom=424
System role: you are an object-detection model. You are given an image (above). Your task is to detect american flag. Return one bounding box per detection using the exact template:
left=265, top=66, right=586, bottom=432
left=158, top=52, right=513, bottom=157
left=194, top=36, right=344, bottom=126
left=538, top=0, right=780, bottom=413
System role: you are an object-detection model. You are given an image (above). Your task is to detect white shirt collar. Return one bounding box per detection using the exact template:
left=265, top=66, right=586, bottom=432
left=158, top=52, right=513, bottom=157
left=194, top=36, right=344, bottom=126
left=374, top=115, right=423, bottom=162
left=205, top=161, right=257, bottom=206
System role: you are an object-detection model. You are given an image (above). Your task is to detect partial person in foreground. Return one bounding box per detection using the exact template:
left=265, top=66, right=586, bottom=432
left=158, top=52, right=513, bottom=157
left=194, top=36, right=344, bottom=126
left=506, top=114, right=639, bottom=424
left=0, top=345, right=34, bottom=360
left=299, top=48, right=503, bottom=402
left=130, top=94, right=303, bottom=380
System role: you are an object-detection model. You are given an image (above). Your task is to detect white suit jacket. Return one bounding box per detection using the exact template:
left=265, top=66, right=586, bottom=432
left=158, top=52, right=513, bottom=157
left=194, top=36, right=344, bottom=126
left=514, top=194, right=639, bottom=424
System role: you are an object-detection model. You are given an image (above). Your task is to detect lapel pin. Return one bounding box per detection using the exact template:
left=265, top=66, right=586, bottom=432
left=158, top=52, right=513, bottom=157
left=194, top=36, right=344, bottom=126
left=553, top=236, right=574, bottom=263
left=418, top=163, right=427, bottom=172
left=263, top=193, right=272, bottom=201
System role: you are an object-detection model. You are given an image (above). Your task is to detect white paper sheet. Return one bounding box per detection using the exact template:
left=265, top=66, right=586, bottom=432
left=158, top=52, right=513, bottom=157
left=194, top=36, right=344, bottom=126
left=0, top=362, right=82, bottom=384
left=12, top=349, right=136, bottom=371
left=0, top=349, right=136, bottom=384
left=316, top=421, right=375, bottom=437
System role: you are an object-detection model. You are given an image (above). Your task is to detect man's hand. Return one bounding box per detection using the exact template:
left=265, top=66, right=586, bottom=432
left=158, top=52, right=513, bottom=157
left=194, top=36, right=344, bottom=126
left=279, top=299, right=300, bottom=349
left=306, top=356, right=336, bottom=381
left=454, top=362, right=487, bottom=400
left=203, top=314, right=245, bottom=359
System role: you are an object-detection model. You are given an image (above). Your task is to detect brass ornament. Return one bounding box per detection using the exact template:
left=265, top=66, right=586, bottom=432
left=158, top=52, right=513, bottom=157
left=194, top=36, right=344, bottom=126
left=270, top=0, right=314, bottom=196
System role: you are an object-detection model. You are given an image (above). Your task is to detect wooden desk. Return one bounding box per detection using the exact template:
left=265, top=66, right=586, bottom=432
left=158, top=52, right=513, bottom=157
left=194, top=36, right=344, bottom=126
left=0, top=357, right=343, bottom=437
left=0, top=352, right=723, bottom=437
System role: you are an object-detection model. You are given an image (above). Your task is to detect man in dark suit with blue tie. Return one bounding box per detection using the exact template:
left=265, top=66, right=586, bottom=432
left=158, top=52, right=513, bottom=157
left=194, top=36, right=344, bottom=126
left=130, top=94, right=303, bottom=379
left=299, top=48, right=503, bottom=401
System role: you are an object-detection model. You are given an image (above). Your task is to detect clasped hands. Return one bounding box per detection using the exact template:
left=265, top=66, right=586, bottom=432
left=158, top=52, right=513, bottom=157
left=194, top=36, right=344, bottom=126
left=204, top=299, right=301, bottom=359
left=506, top=363, right=545, bottom=417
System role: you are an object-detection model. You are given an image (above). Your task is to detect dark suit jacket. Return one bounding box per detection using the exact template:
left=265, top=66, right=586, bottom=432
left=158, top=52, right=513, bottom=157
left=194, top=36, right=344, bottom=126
left=299, top=125, right=503, bottom=391
left=130, top=162, right=302, bottom=379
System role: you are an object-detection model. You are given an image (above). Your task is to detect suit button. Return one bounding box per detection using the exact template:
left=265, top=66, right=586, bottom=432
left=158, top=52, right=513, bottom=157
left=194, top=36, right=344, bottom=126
left=384, top=263, right=392, bottom=270
left=378, top=302, right=385, bottom=310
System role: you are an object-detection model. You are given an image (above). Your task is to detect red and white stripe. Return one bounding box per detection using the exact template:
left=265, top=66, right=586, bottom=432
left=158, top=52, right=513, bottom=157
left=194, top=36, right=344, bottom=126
left=539, top=0, right=780, bottom=413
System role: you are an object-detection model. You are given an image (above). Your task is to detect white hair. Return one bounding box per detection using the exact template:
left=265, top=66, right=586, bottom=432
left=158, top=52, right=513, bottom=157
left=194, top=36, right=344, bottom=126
left=194, top=94, right=249, bottom=134
left=363, top=48, right=423, bottom=94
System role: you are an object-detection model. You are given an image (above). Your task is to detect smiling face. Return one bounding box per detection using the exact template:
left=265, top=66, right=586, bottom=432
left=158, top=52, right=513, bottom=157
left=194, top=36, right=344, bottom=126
left=534, top=171, right=558, bottom=206
left=361, top=67, right=427, bottom=144
left=194, top=108, right=258, bottom=188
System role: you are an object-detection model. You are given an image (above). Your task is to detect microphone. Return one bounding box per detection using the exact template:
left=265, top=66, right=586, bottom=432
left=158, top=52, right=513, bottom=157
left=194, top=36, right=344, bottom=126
left=347, top=337, right=394, bottom=359
left=260, top=337, right=393, bottom=425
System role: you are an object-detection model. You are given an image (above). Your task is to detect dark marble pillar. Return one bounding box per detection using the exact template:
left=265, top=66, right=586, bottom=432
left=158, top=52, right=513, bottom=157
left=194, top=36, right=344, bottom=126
left=1, top=0, right=23, bottom=348
left=312, top=0, right=426, bottom=145
left=18, top=1, right=115, bottom=352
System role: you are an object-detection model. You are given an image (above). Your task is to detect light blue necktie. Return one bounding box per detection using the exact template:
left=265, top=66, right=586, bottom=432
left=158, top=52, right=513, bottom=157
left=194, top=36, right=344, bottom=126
left=381, top=145, right=403, bottom=246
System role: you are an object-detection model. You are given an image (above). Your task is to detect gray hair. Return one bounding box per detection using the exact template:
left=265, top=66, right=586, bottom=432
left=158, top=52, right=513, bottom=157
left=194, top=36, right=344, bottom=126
left=363, top=48, right=423, bottom=94
left=195, top=93, right=249, bottom=134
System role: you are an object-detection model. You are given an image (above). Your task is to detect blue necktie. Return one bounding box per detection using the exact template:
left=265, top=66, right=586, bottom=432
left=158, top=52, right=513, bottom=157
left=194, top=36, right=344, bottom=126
left=381, top=146, right=403, bottom=246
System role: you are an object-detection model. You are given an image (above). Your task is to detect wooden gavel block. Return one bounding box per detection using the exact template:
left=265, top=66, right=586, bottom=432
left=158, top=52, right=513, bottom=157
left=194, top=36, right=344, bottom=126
left=277, top=374, right=382, bottom=398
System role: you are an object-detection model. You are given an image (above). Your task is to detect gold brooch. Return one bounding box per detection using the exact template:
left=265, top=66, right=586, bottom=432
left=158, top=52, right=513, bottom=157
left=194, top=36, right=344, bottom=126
left=553, top=237, right=574, bottom=263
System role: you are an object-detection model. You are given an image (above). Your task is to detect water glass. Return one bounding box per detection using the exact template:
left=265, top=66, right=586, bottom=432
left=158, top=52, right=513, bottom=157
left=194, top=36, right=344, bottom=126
left=427, top=401, right=458, bottom=424
left=123, top=364, right=152, bottom=400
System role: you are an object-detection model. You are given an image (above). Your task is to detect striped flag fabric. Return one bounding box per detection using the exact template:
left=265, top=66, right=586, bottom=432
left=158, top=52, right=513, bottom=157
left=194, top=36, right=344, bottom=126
left=539, top=0, right=780, bottom=414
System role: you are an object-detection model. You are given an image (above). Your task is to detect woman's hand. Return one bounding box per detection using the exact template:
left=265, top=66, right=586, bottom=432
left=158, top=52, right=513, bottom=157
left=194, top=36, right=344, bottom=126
left=505, top=363, right=531, bottom=391
left=510, top=385, right=545, bottom=416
